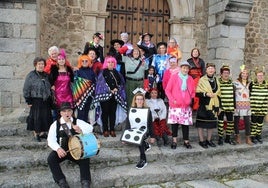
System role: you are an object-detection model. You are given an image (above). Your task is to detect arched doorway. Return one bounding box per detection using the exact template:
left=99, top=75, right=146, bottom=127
left=105, top=0, right=170, bottom=53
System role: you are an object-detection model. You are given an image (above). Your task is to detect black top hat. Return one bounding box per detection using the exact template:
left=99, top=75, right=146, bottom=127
left=110, top=39, right=124, bottom=46
left=59, top=102, right=73, bottom=111
left=137, top=45, right=149, bottom=54
left=156, top=42, right=167, bottom=49
left=142, top=33, right=153, bottom=40
left=93, top=32, right=104, bottom=40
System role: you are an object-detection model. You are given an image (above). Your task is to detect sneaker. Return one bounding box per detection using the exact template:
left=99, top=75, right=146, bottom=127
left=145, top=142, right=151, bottom=152
left=136, top=160, right=147, bottom=169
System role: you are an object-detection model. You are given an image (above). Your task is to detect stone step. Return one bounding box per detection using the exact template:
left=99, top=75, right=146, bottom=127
left=1, top=138, right=268, bottom=172
left=0, top=148, right=268, bottom=188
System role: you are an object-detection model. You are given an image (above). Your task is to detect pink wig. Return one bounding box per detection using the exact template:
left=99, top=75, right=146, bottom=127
left=58, top=49, right=66, bottom=59
left=102, top=56, right=117, bottom=69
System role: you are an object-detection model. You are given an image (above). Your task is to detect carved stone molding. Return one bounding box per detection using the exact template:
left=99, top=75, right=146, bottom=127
left=224, top=0, right=253, bottom=26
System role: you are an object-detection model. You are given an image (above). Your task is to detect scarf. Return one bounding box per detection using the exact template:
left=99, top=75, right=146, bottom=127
left=196, top=75, right=221, bottom=113
left=179, top=72, right=188, bottom=91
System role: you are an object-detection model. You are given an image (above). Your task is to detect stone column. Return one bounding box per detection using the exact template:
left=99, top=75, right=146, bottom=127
left=83, top=0, right=109, bottom=45
left=208, top=0, right=253, bottom=77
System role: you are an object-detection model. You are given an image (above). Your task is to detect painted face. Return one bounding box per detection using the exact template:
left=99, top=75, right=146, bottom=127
left=221, top=70, right=230, bottom=81
left=180, top=65, right=190, bottom=75
left=135, top=96, right=144, bottom=108
left=60, top=109, right=73, bottom=122
left=35, top=61, right=45, bottom=72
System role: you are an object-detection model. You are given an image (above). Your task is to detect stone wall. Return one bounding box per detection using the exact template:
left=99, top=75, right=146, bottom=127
left=244, top=0, right=268, bottom=77
left=39, top=0, right=86, bottom=65
left=0, top=0, right=37, bottom=115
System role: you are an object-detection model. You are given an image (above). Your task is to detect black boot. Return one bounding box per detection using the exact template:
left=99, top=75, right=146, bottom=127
left=218, top=136, right=224, bottom=146
left=256, top=135, right=263, bottom=144
left=251, top=136, right=258, bottom=144
left=225, top=135, right=236, bottom=145
left=58, top=178, right=70, bottom=188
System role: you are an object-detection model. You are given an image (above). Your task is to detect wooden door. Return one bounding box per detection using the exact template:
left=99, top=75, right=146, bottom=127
left=105, top=0, right=170, bottom=53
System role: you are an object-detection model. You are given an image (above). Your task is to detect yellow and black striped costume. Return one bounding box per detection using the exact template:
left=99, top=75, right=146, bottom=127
left=249, top=81, right=268, bottom=137
left=218, top=78, right=235, bottom=138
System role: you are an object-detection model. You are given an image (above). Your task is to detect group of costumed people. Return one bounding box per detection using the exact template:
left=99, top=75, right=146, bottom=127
left=23, top=31, right=268, bottom=187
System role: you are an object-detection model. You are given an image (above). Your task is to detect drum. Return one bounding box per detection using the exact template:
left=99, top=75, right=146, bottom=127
left=68, top=133, right=100, bottom=160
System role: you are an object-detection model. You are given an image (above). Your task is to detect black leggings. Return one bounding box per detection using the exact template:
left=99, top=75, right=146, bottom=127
left=171, top=124, right=189, bottom=140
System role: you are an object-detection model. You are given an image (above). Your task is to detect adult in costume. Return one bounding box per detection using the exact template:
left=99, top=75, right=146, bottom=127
left=93, top=56, right=127, bottom=137
left=187, top=48, right=206, bottom=110
left=165, top=61, right=195, bottom=149
left=233, top=66, right=252, bottom=145
left=146, top=88, right=171, bottom=146
left=217, top=65, right=236, bottom=145
left=124, top=92, right=155, bottom=169
left=167, top=37, right=182, bottom=60
left=47, top=102, right=93, bottom=188
left=108, top=39, right=127, bottom=80
left=74, top=55, right=96, bottom=122
left=162, top=56, right=180, bottom=90
left=195, top=63, right=220, bottom=149
left=44, top=46, right=72, bottom=74
left=49, top=49, right=74, bottom=113
left=23, top=57, right=53, bottom=142
left=137, top=33, right=157, bottom=66
left=249, top=69, right=268, bottom=144
left=120, top=32, right=134, bottom=55
left=123, top=47, right=147, bottom=106
left=83, top=32, right=104, bottom=63
left=82, top=46, right=103, bottom=76
left=151, top=42, right=170, bottom=99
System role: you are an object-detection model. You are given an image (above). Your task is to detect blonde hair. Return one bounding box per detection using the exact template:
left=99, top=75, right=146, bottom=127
left=131, top=93, right=147, bottom=108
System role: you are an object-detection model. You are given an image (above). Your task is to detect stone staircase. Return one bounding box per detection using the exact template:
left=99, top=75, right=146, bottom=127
left=0, top=121, right=268, bottom=188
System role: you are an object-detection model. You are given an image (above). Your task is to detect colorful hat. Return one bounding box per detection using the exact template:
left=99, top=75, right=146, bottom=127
left=93, top=32, right=104, bottom=40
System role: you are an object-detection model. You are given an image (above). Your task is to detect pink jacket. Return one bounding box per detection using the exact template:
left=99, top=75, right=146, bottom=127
left=165, top=73, right=195, bottom=108
left=162, top=67, right=180, bottom=90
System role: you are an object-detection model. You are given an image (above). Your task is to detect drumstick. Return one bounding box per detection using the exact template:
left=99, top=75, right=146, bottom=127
left=66, top=147, right=79, bottom=153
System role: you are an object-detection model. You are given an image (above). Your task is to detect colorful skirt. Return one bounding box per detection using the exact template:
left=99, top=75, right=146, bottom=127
left=167, top=107, right=193, bottom=125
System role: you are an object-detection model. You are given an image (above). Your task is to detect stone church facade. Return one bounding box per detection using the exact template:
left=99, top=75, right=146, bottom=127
left=0, top=0, right=267, bottom=116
